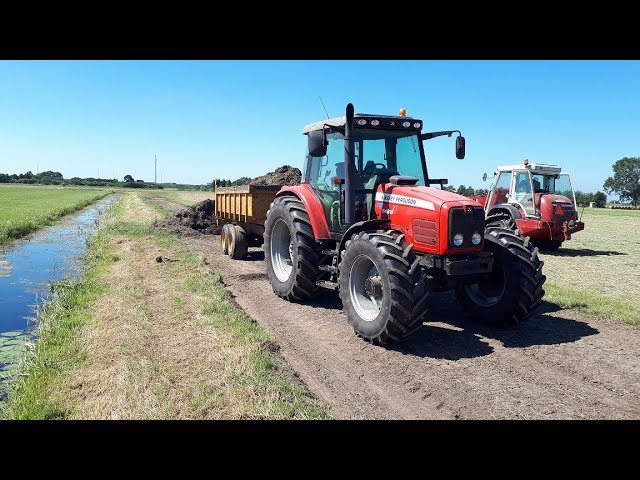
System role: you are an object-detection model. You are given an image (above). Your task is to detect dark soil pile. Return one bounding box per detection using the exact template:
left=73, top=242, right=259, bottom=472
left=249, top=165, right=301, bottom=186
left=155, top=199, right=221, bottom=236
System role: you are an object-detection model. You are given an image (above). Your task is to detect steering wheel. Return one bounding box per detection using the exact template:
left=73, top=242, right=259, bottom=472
left=364, top=162, right=387, bottom=174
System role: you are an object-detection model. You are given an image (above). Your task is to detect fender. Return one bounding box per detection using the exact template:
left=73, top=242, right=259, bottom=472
left=338, top=219, right=391, bottom=255
left=488, top=203, right=522, bottom=220
left=277, top=184, right=331, bottom=240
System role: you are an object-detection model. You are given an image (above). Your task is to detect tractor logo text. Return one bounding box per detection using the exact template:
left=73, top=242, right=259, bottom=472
left=374, top=193, right=435, bottom=211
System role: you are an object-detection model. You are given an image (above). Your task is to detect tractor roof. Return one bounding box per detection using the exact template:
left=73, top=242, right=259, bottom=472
left=302, top=113, right=422, bottom=134
left=497, top=163, right=563, bottom=174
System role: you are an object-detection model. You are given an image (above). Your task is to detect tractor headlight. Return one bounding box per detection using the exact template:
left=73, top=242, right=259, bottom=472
left=370, top=119, right=380, bottom=126
left=453, top=233, right=464, bottom=246
left=402, top=121, right=411, bottom=128
left=357, top=119, right=367, bottom=126
left=413, top=122, right=421, bottom=129
left=472, top=232, right=482, bottom=245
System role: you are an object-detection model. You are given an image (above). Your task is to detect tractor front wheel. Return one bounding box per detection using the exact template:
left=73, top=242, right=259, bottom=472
left=338, top=231, right=428, bottom=344
left=456, top=227, right=545, bottom=325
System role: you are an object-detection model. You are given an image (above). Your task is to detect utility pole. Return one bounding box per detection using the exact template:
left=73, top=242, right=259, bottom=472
left=155, top=154, right=157, bottom=184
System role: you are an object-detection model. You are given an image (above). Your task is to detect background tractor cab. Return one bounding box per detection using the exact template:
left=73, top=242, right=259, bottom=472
left=473, top=159, right=585, bottom=250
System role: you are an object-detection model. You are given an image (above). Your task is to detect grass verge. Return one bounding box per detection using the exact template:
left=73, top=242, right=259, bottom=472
left=543, top=281, right=640, bottom=325
left=3, top=192, right=328, bottom=419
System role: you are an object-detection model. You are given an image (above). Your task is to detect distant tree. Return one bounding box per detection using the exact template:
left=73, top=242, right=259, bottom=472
left=231, top=176, right=252, bottom=186
left=592, top=191, right=607, bottom=208
left=124, top=174, right=134, bottom=183
left=574, top=191, right=591, bottom=207
left=603, top=157, right=640, bottom=206
left=36, top=170, right=63, bottom=179
left=474, top=188, right=489, bottom=196
left=24, top=171, right=33, bottom=179
left=442, top=185, right=456, bottom=193
left=456, top=185, right=475, bottom=197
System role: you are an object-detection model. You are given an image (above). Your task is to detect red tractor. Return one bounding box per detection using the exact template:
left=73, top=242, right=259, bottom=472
left=264, top=104, right=545, bottom=344
left=469, top=160, right=585, bottom=251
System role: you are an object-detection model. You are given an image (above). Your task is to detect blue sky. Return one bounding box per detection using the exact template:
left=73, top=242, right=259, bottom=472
left=0, top=60, right=638, bottom=193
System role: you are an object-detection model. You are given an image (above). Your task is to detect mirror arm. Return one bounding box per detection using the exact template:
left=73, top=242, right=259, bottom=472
left=421, top=130, right=461, bottom=140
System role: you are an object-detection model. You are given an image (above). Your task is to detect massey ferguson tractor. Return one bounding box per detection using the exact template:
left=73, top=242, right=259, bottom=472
left=470, top=160, right=585, bottom=251
left=263, top=103, right=546, bottom=344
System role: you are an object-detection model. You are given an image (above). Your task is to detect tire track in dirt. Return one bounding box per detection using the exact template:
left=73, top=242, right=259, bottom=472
left=178, top=233, right=640, bottom=419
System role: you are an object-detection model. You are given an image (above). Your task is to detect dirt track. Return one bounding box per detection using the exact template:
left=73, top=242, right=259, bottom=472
left=178, top=234, right=639, bottom=420
left=151, top=194, right=640, bottom=419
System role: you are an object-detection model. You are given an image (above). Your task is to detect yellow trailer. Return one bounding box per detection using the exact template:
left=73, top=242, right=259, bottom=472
left=214, top=184, right=280, bottom=259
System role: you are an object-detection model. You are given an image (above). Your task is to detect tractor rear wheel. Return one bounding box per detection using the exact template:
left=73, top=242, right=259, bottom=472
left=485, top=210, right=517, bottom=231
left=220, top=224, right=230, bottom=255
left=264, top=196, right=321, bottom=301
left=228, top=224, right=248, bottom=260
left=456, top=227, right=545, bottom=325
left=338, top=230, right=428, bottom=344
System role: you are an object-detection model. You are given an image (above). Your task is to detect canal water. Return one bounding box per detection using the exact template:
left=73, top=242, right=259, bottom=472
left=0, top=195, right=118, bottom=399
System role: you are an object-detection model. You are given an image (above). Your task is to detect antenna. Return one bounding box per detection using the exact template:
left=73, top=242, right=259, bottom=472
left=318, top=96, right=330, bottom=119
left=155, top=154, right=157, bottom=184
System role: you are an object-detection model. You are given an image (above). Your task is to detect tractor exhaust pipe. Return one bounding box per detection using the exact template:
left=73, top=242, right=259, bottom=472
left=344, top=103, right=356, bottom=226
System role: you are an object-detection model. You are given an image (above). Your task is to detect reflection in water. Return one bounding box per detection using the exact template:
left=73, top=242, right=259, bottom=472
left=0, top=195, right=117, bottom=399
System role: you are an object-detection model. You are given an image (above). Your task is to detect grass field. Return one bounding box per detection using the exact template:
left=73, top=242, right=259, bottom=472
left=2, top=191, right=327, bottom=419
left=0, top=185, right=111, bottom=245
left=540, top=208, right=640, bottom=324
left=138, top=189, right=213, bottom=207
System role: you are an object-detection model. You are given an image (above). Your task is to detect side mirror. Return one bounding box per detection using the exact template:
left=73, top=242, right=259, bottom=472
left=455, top=135, right=465, bottom=159
left=482, top=173, right=487, bottom=182
left=308, top=130, right=327, bottom=157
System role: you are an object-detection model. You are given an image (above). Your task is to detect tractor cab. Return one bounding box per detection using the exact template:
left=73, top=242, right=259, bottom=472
left=303, top=109, right=463, bottom=233
left=485, top=160, right=577, bottom=219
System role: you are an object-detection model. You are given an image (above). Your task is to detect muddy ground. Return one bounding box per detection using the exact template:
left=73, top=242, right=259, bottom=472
left=150, top=198, right=640, bottom=419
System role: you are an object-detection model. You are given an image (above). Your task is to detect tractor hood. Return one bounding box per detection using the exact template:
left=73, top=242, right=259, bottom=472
left=376, top=184, right=480, bottom=211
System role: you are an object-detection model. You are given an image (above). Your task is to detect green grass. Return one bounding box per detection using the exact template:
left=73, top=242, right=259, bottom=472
left=2, top=192, right=328, bottom=419
left=0, top=185, right=111, bottom=245
left=539, top=207, right=640, bottom=325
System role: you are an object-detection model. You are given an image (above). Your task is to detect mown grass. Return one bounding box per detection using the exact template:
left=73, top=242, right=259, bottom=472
left=539, top=208, right=640, bottom=325
left=0, top=185, right=111, bottom=245
left=138, top=189, right=212, bottom=207
left=3, top=192, right=328, bottom=419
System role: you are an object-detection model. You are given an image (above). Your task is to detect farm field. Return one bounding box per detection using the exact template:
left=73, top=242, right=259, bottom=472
left=0, top=185, right=111, bottom=245
left=540, top=208, right=640, bottom=324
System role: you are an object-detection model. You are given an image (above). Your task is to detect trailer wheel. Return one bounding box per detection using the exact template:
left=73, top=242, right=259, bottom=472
left=228, top=224, right=248, bottom=260
left=456, top=227, right=546, bottom=325
left=220, top=224, right=230, bottom=255
left=338, top=231, right=428, bottom=344
left=264, top=196, right=320, bottom=301
left=485, top=210, right=517, bottom=232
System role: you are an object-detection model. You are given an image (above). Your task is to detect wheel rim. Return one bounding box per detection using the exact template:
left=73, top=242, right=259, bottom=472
left=271, top=218, right=293, bottom=282
left=349, top=255, right=382, bottom=321
left=221, top=227, right=227, bottom=252
left=463, top=264, right=506, bottom=307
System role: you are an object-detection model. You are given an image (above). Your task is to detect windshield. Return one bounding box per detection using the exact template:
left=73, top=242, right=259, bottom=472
left=531, top=173, right=574, bottom=197
left=354, top=130, right=425, bottom=185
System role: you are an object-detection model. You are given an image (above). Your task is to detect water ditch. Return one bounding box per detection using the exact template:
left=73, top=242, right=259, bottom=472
left=0, top=195, right=118, bottom=399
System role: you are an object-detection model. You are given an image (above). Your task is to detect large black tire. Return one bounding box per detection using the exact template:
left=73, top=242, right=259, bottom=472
left=485, top=210, right=517, bottom=231
left=338, top=230, right=428, bottom=344
left=220, top=224, right=230, bottom=255
left=228, top=224, right=248, bottom=260
left=264, top=196, right=321, bottom=301
left=535, top=239, right=562, bottom=251
left=456, top=227, right=545, bottom=325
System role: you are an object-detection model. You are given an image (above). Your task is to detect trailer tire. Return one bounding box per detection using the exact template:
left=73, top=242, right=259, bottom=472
left=264, top=196, right=320, bottom=301
left=220, top=224, right=230, bottom=255
left=228, top=224, right=248, bottom=260
left=338, top=230, right=428, bottom=344
left=456, top=227, right=545, bottom=325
